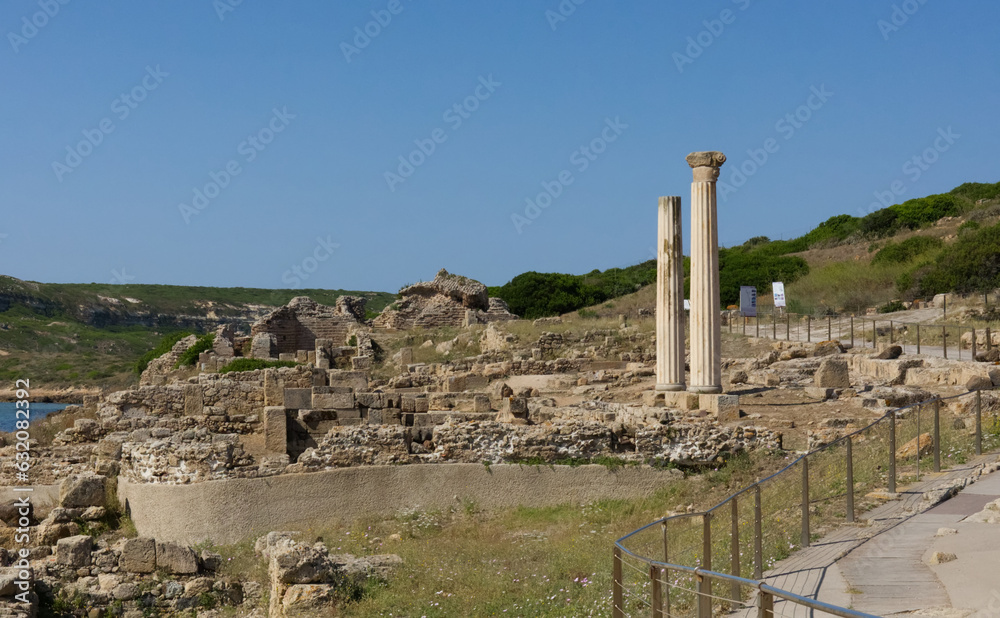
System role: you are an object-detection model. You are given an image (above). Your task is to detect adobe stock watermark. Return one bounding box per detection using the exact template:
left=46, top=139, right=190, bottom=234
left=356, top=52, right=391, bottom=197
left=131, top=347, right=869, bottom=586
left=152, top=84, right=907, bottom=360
left=673, top=0, right=752, bottom=73
left=859, top=127, right=959, bottom=216
left=341, top=0, right=414, bottom=63
left=281, top=236, right=340, bottom=287
left=109, top=268, right=135, bottom=285
left=545, top=0, right=589, bottom=31
left=7, top=0, right=71, bottom=54
left=177, top=107, right=296, bottom=224
left=51, top=65, right=169, bottom=183
left=511, top=116, right=628, bottom=234
left=878, top=0, right=930, bottom=41
left=384, top=74, right=501, bottom=192
left=214, top=0, right=244, bottom=21
left=718, top=85, right=834, bottom=201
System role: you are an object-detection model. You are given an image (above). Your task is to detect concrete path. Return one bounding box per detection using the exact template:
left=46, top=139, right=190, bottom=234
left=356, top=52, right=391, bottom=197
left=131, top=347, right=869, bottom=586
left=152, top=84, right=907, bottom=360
left=735, top=454, right=1000, bottom=617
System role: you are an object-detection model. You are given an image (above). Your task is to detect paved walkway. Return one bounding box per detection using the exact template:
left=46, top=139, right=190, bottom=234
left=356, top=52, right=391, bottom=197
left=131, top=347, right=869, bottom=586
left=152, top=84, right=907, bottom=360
left=741, top=454, right=1000, bottom=617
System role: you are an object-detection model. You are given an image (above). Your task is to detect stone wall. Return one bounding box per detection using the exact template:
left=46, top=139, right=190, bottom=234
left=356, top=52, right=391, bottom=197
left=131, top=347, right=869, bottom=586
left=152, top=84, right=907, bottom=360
left=117, top=464, right=684, bottom=545
left=251, top=296, right=362, bottom=356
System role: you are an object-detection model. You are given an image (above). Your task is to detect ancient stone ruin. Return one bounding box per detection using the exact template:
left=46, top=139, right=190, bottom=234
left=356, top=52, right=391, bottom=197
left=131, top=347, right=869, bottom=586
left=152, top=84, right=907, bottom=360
left=374, top=269, right=516, bottom=329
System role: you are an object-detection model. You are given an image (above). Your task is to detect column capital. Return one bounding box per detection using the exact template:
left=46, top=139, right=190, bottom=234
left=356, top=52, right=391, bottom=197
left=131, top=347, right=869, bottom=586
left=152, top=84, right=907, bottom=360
left=686, top=151, right=726, bottom=182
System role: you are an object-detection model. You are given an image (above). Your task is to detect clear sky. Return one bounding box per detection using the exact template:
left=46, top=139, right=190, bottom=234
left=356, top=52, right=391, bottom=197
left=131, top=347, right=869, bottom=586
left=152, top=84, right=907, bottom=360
left=2, top=0, right=998, bottom=293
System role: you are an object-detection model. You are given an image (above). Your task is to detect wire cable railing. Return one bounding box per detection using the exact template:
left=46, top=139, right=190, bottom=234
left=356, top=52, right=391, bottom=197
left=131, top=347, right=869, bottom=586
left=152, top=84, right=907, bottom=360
left=613, top=388, right=1000, bottom=617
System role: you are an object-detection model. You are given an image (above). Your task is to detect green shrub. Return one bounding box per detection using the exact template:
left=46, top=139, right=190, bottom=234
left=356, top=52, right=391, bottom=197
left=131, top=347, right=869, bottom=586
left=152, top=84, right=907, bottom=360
left=134, top=331, right=193, bottom=375
left=871, top=235, right=943, bottom=265
left=950, top=181, right=1000, bottom=203
left=174, top=333, right=215, bottom=368
left=577, top=308, right=598, bottom=319
left=890, top=194, right=961, bottom=228
left=218, top=358, right=298, bottom=373
left=959, top=220, right=981, bottom=235
left=859, top=208, right=901, bottom=238
left=918, top=222, right=1000, bottom=296
left=878, top=300, right=906, bottom=313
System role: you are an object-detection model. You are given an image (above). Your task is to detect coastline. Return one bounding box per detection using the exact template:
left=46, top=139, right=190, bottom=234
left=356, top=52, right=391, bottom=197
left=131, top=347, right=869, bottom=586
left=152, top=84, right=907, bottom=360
left=0, top=387, right=100, bottom=403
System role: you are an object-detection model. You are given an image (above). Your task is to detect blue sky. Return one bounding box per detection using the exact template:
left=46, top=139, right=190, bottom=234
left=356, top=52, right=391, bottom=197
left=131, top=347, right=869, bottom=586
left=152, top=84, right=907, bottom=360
left=2, top=0, right=997, bottom=292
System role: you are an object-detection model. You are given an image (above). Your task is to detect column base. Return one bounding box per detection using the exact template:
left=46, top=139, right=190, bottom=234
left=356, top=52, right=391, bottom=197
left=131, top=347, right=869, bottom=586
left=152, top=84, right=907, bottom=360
left=687, top=385, right=723, bottom=394
left=655, top=383, right=685, bottom=392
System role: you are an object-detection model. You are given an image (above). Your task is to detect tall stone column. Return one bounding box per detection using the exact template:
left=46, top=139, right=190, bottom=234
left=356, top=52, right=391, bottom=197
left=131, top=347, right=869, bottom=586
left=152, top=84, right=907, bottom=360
left=656, top=196, right=685, bottom=391
left=686, top=151, right=726, bottom=394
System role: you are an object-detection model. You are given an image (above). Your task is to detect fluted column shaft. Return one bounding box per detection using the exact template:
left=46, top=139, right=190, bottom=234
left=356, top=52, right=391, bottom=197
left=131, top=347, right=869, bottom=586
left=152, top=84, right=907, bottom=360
left=656, top=196, right=685, bottom=391
left=687, top=152, right=726, bottom=394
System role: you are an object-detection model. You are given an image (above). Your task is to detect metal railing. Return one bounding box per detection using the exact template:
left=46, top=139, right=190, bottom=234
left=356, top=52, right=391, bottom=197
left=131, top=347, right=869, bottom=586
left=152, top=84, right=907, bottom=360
left=613, top=388, right=1000, bottom=617
left=724, top=309, right=999, bottom=361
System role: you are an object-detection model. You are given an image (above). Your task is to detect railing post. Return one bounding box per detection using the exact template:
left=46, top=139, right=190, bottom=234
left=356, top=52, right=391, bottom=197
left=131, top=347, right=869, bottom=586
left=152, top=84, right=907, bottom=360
left=613, top=546, right=624, bottom=618
left=786, top=314, right=790, bottom=341
left=756, top=314, right=760, bottom=338
left=661, top=521, right=671, bottom=617
left=917, top=323, right=921, bottom=354
left=731, top=498, right=741, bottom=604
left=843, top=438, right=854, bottom=525
left=772, top=312, right=776, bottom=339
left=650, top=564, right=663, bottom=618
left=758, top=590, right=774, bottom=618
left=933, top=398, right=941, bottom=473
left=890, top=320, right=894, bottom=344
left=988, top=326, right=993, bottom=352
left=850, top=316, right=855, bottom=348
left=801, top=457, right=810, bottom=548
left=873, top=320, right=878, bottom=349
left=699, top=513, right=712, bottom=618
left=888, top=412, right=897, bottom=494
left=943, top=325, right=948, bottom=359
left=917, top=404, right=922, bottom=481
left=754, top=484, right=763, bottom=579
left=828, top=315, right=832, bottom=341
left=977, top=390, right=983, bottom=456
left=807, top=315, right=811, bottom=342
left=743, top=315, right=746, bottom=336
left=972, top=328, right=978, bottom=360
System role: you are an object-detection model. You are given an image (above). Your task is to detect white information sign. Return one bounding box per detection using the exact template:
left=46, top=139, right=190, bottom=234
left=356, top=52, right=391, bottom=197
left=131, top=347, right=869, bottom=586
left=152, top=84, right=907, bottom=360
left=773, top=282, right=786, bottom=308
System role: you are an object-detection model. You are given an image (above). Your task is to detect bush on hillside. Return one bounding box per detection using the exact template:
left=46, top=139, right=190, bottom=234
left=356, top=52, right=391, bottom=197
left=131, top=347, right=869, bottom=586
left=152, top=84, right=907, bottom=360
left=917, top=222, right=1000, bottom=296
left=890, top=194, right=961, bottom=228
left=718, top=248, right=809, bottom=306
left=174, top=333, right=215, bottom=368
left=859, top=208, right=901, bottom=239
left=950, top=182, right=1000, bottom=203
left=134, top=331, right=193, bottom=375
left=871, top=235, right=943, bottom=265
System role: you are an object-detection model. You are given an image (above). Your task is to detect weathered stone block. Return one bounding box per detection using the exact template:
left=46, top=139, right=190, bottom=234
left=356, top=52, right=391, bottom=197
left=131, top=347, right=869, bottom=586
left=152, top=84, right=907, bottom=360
left=283, top=388, right=313, bottom=410
left=120, top=537, right=156, bottom=574
left=445, top=375, right=467, bottom=393
left=662, top=391, right=700, bottom=410
left=157, top=541, right=198, bottom=575
left=183, top=384, right=204, bottom=416
left=474, top=394, right=491, bottom=413
left=312, top=389, right=354, bottom=409
left=504, top=397, right=528, bottom=416
left=59, top=474, right=106, bottom=508
left=327, top=370, right=368, bottom=392
left=56, top=535, right=92, bottom=567
left=414, top=397, right=429, bottom=413
left=279, top=353, right=296, bottom=362
left=251, top=333, right=276, bottom=360
left=700, top=394, right=740, bottom=423
left=815, top=359, right=850, bottom=388
left=264, top=407, right=288, bottom=455
left=351, top=356, right=373, bottom=370
left=400, top=397, right=416, bottom=413
left=804, top=387, right=836, bottom=400
left=399, top=347, right=413, bottom=365
left=264, top=369, right=284, bottom=407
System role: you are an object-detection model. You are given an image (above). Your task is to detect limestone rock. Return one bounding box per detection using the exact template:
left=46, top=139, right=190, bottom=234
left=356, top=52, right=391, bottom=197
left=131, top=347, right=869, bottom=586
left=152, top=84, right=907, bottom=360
left=56, top=535, right=92, bottom=567
left=729, top=370, right=748, bottom=385
left=59, top=474, right=106, bottom=508
left=119, top=538, right=156, bottom=574
left=927, top=551, right=957, bottom=564
left=815, top=358, right=850, bottom=388
left=935, top=528, right=958, bottom=536
left=966, top=498, right=1000, bottom=524
left=812, top=340, right=846, bottom=357
left=156, top=541, right=199, bottom=575
left=896, top=433, right=933, bottom=459
left=966, top=375, right=993, bottom=391
left=282, top=584, right=336, bottom=616
left=875, top=345, right=903, bottom=360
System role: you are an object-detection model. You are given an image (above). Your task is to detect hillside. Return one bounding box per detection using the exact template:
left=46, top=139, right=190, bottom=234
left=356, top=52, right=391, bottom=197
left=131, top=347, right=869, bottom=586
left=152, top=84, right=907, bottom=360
left=0, top=277, right=394, bottom=391
left=489, top=181, right=1000, bottom=317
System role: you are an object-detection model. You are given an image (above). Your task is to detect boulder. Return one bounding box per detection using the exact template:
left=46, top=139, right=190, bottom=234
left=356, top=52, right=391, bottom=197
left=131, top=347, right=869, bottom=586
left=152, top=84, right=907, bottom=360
left=896, top=433, right=933, bottom=459
left=927, top=552, right=957, bottom=565
left=59, top=474, right=106, bottom=508
left=282, top=584, right=337, bottom=616
left=270, top=540, right=335, bottom=585
left=976, top=349, right=1000, bottom=363
left=56, top=535, right=92, bottom=567
left=156, top=541, right=199, bottom=575
left=119, top=537, right=156, bottom=574
left=966, top=376, right=993, bottom=391
left=875, top=345, right=903, bottom=360
left=815, top=358, right=850, bottom=388
left=813, top=340, right=845, bottom=357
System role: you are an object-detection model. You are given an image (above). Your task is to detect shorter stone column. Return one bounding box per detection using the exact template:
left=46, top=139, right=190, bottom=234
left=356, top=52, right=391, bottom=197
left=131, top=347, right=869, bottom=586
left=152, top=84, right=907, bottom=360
left=656, top=196, right=685, bottom=391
